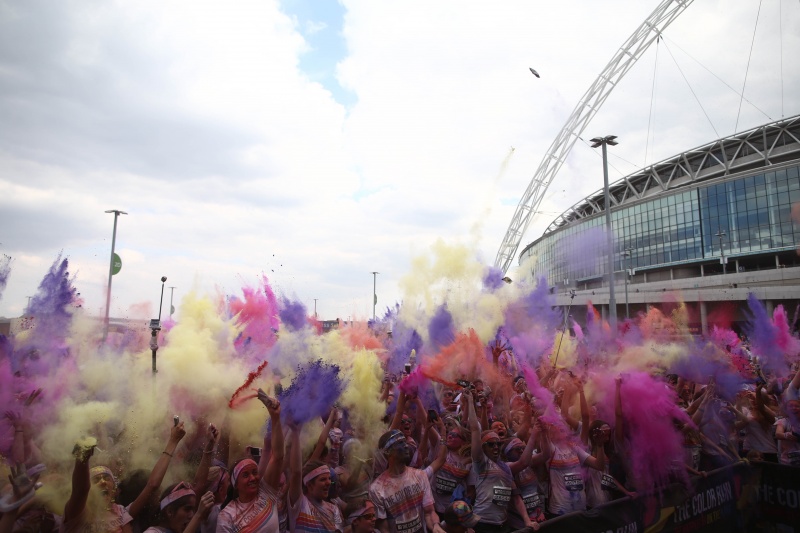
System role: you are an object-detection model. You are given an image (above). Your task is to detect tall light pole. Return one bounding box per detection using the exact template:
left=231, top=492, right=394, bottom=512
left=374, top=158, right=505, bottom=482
left=590, top=135, right=619, bottom=327
left=313, top=298, right=318, bottom=319
left=371, top=272, right=379, bottom=321
left=150, top=276, right=167, bottom=374
left=715, top=230, right=727, bottom=275
left=622, top=247, right=633, bottom=320
left=103, top=209, right=127, bottom=341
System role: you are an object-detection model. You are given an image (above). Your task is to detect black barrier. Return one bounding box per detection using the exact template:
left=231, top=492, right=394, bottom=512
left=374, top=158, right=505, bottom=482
left=511, top=462, right=800, bottom=533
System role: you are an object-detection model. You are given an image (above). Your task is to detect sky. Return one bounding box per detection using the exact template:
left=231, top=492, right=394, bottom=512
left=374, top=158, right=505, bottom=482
left=1, top=0, right=799, bottom=322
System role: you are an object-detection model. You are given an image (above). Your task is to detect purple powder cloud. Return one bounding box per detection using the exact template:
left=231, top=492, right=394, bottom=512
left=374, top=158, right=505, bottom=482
left=279, top=296, right=307, bottom=332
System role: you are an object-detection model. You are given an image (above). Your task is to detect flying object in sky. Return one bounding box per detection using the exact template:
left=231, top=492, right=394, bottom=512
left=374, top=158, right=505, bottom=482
left=529, top=68, right=540, bottom=78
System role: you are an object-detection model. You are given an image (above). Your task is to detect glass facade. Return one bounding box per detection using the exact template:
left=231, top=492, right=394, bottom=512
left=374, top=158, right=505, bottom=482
left=520, top=164, right=800, bottom=284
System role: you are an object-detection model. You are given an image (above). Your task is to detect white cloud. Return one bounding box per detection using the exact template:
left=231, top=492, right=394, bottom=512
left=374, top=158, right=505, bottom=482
left=1, top=0, right=799, bottom=320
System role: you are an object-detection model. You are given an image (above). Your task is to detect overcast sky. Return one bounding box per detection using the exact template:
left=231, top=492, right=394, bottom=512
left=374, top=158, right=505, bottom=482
left=1, top=0, right=799, bottom=321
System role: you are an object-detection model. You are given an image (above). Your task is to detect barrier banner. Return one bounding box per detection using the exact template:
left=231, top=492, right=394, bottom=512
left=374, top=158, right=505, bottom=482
left=642, top=463, right=744, bottom=533
left=512, top=463, right=799, bottom=533
left=535, top=496, right=642, bottom=533
left=752, top=461, right=800, bottom=532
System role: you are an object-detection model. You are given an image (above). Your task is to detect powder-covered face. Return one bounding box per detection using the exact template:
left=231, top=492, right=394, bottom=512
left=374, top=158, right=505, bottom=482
left=235, top=462, right=259, bottom=500
left=166, top=496, right=197, bottom=533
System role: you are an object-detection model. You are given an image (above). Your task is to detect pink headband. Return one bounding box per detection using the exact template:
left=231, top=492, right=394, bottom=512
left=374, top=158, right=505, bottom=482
left=90, top=466, right=117, bottom=485
left=302, top=465, right=330, bottom=486
left=346, top=501, right=375, bottom=524
left=232, top=459, right=257, bottom=486
left=160, top=482, right=195, bottom=510
left=504, top=438, right=524, bottom=455
left=481, top=432, right=501, bottom=444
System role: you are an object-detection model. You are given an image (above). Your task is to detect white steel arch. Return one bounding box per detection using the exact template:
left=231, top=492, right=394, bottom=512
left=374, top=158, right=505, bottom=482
left=495, top=0, right=695, bottom=274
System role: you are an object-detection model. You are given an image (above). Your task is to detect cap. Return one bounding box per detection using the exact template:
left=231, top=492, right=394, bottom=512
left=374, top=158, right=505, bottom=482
left=443, top=500, right=480, bottom=528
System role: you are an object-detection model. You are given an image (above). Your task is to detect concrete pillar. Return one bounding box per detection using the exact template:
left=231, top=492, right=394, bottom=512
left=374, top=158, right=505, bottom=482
left=700, top=301, right=708, bottom=336
left=765, top=300, right=774, bottom=317
left=700, top=264, right=705, bottom=277
left=601, top=305, right=607, bottom=321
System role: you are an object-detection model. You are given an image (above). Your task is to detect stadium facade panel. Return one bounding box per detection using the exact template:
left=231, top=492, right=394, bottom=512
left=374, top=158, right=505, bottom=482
left=518, top=115, right=800, bottom=333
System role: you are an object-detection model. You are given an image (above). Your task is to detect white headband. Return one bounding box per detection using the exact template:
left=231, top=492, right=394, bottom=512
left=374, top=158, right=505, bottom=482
left=160, top=482, right=195, bottom=510
left=302, top=465, right=330, bottom=486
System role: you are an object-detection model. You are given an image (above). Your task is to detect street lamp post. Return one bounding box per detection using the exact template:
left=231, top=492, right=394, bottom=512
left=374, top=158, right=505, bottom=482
left=313, top=298, right=318, bottom=319
left=622, top=248, right=633, bottom=319
left=103, top=209, right=127, bottom=341
left=150, top=276, right=167, bottom=374
left=371, top=272, right=379, bottom=321
left=590, top=135, right=619, bottom=327
left=715, top=230, right=727, bottom=275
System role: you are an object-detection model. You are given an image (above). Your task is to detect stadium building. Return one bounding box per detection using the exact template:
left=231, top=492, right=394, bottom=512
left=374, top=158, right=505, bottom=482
left=519, top=115, right=800, bottom=334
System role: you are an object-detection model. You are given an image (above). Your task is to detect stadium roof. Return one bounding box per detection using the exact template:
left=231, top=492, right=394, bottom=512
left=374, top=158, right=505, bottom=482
left=543, top=114, right=800, bottom=236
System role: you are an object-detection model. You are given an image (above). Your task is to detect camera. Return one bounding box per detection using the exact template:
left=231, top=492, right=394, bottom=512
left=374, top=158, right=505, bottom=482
left=456, top=379, right=473, bottom=390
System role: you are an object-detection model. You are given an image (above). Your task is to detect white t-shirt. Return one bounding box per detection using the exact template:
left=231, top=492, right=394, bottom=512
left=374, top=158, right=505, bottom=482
left=467, top=453, right=516, bottom=526
left=369, top=467, right=434, bottom=533
left=63, top=504, right=132, bottom=533
left=547, top=442, right=590, bottom=516
left=216, top=480, right=281, bottom=533
left=289, top=494, right=342, bottom=532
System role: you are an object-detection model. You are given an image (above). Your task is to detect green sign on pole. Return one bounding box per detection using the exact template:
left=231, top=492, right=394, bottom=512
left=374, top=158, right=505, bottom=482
left=112, top=253, right=122, bottom=275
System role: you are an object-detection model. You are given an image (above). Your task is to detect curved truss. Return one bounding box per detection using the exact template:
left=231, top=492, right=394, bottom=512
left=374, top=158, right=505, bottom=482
left=494, top=0, right=695, bottom=274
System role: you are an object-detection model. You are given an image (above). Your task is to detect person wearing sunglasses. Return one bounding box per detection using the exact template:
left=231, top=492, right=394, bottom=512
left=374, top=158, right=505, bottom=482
left=368, top=429, right=445, bottom=533
left=463, top=390, right=533, bottom=533
left=342, top=498, right=378, bottom=533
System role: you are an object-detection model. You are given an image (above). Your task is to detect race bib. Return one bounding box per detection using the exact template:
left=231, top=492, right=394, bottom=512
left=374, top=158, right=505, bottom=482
left=564, top=473, right=584, bottom=492
left=601, top=473, right=617, bottom=491
left=492, top=486, right=512, bottom=506
left=435, top=475, right=457, bottom=494
left=522, top=492, right=543, bottom=514
left=396, top=514, right=423, bottom=533
left=788, top=450, right=800, bottom=466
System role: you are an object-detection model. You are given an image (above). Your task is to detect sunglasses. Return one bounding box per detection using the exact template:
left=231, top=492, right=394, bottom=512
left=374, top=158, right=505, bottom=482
left=447, top=432, right=464, bottom=440
left=484, top=441, right=502, bottom=448
left=356, top=513, right=376, bottom=521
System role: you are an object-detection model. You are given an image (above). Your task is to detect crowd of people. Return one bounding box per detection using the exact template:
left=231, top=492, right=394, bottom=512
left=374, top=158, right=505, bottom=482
left=1, top=254, right=800, bottom=533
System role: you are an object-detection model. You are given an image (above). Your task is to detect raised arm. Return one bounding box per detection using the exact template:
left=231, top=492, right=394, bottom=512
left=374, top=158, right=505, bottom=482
left=262, top=399, right=284, bottom=489
left=390, top=390, right=408, bottom=431
left=63, top=445, right=94, bottom=524
left=508, top=416, right=540, bottom=474
left=427, top=417, right=448, bottom=473
left=464, top=390, right=483, bottom=464
left=128, top=421, right=187, bottom=518
left=287, top=426, right=302, bottom=506
left=192, top=424, right=219, bottom=495
left=582, top=429, right=607, bottom=472
left=310, top=409, right=338, bottom=462
left=755, top=386, right=776, bottom=423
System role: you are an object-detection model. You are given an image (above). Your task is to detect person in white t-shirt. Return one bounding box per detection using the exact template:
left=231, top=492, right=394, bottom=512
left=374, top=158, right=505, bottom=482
left=369, top=429, right=444, bottom=533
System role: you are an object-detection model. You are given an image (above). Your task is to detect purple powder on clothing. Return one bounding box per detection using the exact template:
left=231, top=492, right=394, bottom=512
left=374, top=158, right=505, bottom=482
left=278, top=360, right=345, bottom=426
left=279, top=296, right=307, bottom=332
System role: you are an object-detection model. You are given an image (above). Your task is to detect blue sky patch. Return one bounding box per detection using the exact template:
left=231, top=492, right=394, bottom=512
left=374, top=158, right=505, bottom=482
left=280, top=0, right=356, bottom=108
